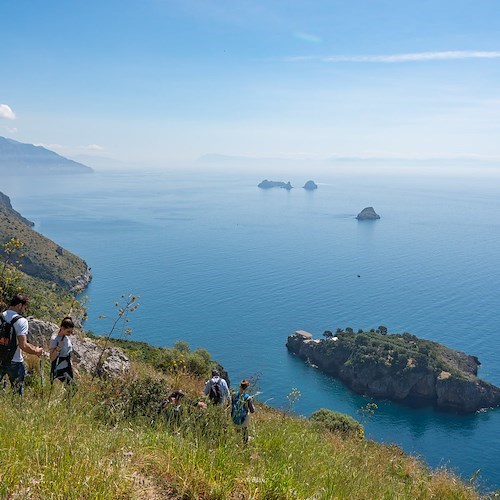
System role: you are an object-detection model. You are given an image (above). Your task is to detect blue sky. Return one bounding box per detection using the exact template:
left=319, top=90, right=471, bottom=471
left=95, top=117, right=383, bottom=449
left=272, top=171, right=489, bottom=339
left=1, top=0, right=500, bottom=169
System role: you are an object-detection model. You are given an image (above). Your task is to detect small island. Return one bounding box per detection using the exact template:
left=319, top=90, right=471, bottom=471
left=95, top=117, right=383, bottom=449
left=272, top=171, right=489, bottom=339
left=286, top=329, right=500, bottom=412
left=258, top=179, right=293, bottom=190
left=303, top=180, right=318, bottom=190
left=356, top=207, right=380, bottom=220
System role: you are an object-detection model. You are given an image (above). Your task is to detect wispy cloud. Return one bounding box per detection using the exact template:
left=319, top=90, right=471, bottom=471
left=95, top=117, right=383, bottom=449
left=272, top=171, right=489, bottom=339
left=287, top=50, right=500, bottom=63
left=0, top=104, right=16, bottom=120
left=293, top=32, right=322, bottom=44
left=84, top=144, right=105, bottom=151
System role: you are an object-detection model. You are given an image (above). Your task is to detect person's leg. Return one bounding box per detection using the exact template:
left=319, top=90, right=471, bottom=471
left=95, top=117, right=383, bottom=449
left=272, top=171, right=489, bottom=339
left=7, top=362, right=25, bottom=396
left=242, top=426, right=249, bottom=443
left=0, top=366, right=7, bottom=391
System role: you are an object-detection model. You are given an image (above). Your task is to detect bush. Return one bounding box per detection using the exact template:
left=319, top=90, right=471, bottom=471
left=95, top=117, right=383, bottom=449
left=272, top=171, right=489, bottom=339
left=95, top=375, right=171, bottom=424
left=310, top=408, right=365, bottom=440
left=185, top=348, right=212, bottom=377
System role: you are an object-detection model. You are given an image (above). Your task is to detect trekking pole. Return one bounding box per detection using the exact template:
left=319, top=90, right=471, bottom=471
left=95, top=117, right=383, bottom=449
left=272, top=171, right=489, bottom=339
left=39, top=356, right=44, bottom=400
left=39, top=351, right=49, bottom=400
left=47, top=352, right=55, bottom=407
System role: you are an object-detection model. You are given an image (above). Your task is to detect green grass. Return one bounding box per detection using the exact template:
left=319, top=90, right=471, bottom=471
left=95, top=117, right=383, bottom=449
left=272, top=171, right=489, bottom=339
left=0, top=367, right=482, bottom=499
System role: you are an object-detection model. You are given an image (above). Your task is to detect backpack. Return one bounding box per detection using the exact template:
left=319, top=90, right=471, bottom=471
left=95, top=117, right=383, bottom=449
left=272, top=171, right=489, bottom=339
left=208, top=378, right=223, bottom=404
left=0, top=313, right=22, bottom=365
left=231, top=391, right=250, bottom=425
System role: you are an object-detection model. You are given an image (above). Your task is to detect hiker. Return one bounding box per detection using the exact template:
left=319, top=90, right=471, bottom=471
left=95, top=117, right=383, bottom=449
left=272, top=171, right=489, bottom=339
left=49, top=316, right=76, bottom=386
left=161, top=390, right=186, bottom=430
left=231, top=379, right=255, bottom=444
left=161, top=390, right=207, bottom=432
left=203, top=369, right=230, bottom=405
left=0, top=293, right=44, bottom=395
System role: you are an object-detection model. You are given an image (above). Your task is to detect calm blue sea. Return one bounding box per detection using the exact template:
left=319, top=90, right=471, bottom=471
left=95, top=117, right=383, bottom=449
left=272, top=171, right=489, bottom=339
left=3, top=167, right=500, bottom=491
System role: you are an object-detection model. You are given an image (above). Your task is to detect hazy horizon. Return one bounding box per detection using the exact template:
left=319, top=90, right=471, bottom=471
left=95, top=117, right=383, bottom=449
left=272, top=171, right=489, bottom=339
left=1, top=1, right=500, bottom=170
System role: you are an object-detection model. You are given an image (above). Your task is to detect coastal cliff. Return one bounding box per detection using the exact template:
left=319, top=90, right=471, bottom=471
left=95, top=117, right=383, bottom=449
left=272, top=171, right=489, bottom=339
left=0, top=191, right=91, bottom=291
left=286, top=330, right=500, bottom=412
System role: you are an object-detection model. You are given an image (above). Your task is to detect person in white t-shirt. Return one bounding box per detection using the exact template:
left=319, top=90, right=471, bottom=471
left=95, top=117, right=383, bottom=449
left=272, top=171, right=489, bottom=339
left=0, top=293, right=43, bottom=395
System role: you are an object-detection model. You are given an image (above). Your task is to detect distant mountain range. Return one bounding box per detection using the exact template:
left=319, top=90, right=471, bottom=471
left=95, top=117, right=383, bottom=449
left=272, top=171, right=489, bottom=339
left=0, top=136, right=93, bottom=174
left=198, top=152, right=500, bottom=167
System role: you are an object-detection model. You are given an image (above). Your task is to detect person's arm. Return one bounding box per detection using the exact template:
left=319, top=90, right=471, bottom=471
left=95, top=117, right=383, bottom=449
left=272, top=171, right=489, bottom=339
left=49, top=344, right=62, bottom=362
left=203, top=380, right=211, bottom=396
left=49, top=336, right=60, bottom=362
left=222, top=380, right=231, bottom=402
left=247, top=396, right=255, bottom=414
left=17, top=335, right=43, bottom=357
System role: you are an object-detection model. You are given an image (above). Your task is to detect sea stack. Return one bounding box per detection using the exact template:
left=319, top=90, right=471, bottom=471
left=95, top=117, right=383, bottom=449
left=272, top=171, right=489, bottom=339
left=303, top=180, right=318, bottom=190
left=356, top=207, right=380, bottom=220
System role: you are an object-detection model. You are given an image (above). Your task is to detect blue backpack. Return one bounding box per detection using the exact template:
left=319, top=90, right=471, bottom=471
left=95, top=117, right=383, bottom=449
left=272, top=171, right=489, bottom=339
left=231, top=391, right=250, bottom=425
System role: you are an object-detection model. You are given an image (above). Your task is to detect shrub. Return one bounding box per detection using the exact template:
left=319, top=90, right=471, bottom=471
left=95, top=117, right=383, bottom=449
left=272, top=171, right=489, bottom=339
left=310, top=408, right=365, bottom=440
left=95, top=375, right=171, bottom=424
left=185, top=349, right=212, bottom=377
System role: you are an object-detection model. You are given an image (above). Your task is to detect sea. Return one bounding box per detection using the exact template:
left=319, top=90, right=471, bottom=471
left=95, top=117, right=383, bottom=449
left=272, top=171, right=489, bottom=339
left=3, top=165, right=500, bottom=491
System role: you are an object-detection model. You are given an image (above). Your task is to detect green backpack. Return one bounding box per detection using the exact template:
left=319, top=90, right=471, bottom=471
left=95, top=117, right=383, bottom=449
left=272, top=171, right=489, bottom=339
left=231, top=391, right=250, bottom=425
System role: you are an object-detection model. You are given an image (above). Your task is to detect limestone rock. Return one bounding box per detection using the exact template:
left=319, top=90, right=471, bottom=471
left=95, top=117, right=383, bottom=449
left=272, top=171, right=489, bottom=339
left=303, top=180, right=318, bottom=190
left=356, top=207, right=380, bottom=220
left=28, top=317, right=130, bottom=378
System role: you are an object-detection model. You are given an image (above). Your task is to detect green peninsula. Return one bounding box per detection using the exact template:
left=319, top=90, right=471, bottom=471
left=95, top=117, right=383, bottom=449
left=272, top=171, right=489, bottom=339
left=287, top=329, right=500, bottom=412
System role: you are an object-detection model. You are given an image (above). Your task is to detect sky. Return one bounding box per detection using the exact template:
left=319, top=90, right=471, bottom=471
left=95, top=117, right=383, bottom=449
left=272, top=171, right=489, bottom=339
left=1, top=0, right=500, bottom=170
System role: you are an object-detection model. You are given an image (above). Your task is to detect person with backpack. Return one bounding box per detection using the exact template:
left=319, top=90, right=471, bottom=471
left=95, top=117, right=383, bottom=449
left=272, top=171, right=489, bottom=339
left=0, top=293, right=44, bottom=396
left=161, top=390, right=186, bottom=431
left=231, top=379, right=255, bottom=444
left=204, top=369, right=230, bottom=405
left=49, top=316, right=76, bottom=386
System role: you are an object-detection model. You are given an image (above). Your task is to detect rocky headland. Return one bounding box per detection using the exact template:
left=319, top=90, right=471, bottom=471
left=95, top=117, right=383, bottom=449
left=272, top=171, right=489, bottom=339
left=356, top=207, right=380, bottom=220
left=258, top=179, right=293, bottom=190
left=0, top=191, right=91, bottom=290
left=286, top=330, right=500, bottom=412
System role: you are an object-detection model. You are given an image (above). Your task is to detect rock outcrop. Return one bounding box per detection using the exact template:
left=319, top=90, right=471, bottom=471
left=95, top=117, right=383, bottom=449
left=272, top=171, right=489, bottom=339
left=356, top=207, right=380, bottom=220
left=286, top=330, right=500, bottom=412
left=258, top=180, right=293, bottom=190
left=303, top=180, right=318, bottom=190
left=28, top=318, right=130, bottom=378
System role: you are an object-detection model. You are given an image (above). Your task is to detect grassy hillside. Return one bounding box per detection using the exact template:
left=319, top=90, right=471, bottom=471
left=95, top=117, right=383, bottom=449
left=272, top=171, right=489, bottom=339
left=0, top=355, right=481, bottom=499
